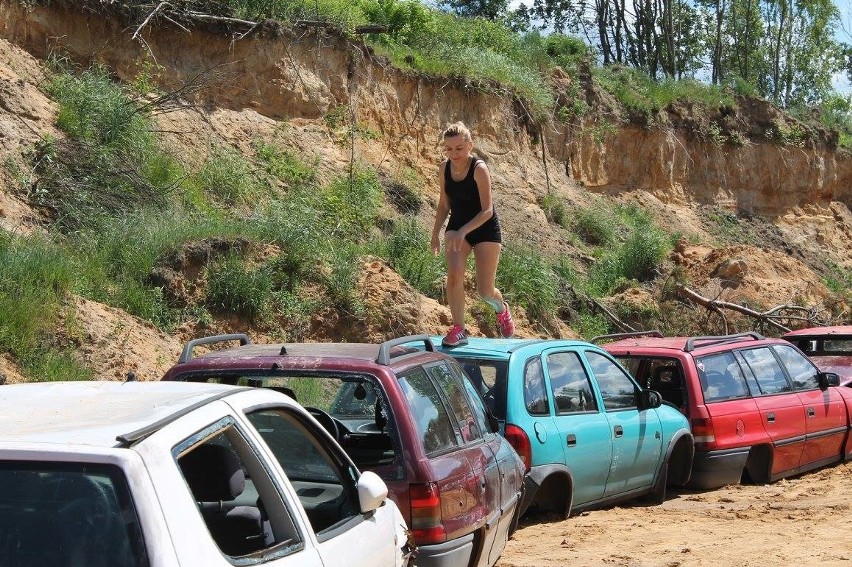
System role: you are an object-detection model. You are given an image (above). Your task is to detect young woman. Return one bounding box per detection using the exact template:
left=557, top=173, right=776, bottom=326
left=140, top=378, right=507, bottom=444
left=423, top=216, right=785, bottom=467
left=430, top=121, right=514, bottom=347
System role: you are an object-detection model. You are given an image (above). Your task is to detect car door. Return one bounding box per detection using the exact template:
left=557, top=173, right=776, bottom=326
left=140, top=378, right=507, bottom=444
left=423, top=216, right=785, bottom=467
left=585, top=350, right=662, bottom=496
left=141, top=400, right=326, bottom=567
left=427, top=361, right=503, bottom=567
left=542, top=348, right=610, bottom=507
left=453, top=361, right=523, bottom=567
left=738, top=347, right=805, bottom=477
left=238, top=403, right=403, bottom=567
left=773, top=344, right=847, bottom=468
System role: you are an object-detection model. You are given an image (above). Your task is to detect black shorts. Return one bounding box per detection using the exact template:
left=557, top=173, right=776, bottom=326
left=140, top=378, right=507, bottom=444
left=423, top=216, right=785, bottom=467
left=447, top=215, right=502, bottom=246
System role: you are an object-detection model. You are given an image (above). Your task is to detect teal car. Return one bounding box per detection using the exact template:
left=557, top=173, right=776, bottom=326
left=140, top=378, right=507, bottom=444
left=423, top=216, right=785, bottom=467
left=428, top=337, right=694, bottom=517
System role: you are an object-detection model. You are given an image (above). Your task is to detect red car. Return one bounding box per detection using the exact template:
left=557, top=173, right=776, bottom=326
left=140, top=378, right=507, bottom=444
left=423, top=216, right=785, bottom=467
left=162, top=334, right=525, bottom=567
left=782, top=326, right=852, bottom=387
left=598, top=331, right=851, bottom=489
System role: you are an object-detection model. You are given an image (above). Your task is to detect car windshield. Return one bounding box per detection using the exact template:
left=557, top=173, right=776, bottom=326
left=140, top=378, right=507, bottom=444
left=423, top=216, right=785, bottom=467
left=205, top=373, right=402, bottom=477
left=0, top=462, right=148, bottom=567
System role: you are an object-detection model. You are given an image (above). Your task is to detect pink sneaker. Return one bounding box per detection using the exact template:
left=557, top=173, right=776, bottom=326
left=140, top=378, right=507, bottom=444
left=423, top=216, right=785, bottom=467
left=442, top=324, right=468, bottom=347
left=496, top=302, right=515, bottom=338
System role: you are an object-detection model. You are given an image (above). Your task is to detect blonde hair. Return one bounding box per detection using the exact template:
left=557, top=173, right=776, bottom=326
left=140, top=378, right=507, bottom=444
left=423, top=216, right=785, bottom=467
left=442, top=121, right=472, bottom=142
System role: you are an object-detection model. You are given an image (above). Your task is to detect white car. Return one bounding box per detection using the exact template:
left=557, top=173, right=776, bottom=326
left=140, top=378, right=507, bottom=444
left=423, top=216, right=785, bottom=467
left=0, top=380, right=414, bottom=566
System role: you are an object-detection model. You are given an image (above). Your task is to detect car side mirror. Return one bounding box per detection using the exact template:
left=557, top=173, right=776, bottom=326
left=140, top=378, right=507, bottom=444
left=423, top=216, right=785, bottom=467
left=638, top=389, right=662, bottom=410
left=817, top=372, right=840, bottom=390
left=357, top=470, right=388, bottom=514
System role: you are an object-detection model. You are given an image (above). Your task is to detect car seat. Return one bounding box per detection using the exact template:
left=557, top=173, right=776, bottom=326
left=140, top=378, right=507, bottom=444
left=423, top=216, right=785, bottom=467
left=179, top=443, right=264, bottom=556
left=651, top=365, right=685, bottom=408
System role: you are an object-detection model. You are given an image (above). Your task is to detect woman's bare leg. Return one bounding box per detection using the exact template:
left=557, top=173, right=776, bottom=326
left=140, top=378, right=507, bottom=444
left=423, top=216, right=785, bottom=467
left=445, top=234, right=473, bottom=326
left=472, top=242, right=505, bottom=311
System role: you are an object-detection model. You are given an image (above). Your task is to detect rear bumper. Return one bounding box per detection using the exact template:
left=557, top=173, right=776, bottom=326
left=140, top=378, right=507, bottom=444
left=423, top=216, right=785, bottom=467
left=415, top=533, right=475, bottom=567
left=689, top=446, right=750, bottom=490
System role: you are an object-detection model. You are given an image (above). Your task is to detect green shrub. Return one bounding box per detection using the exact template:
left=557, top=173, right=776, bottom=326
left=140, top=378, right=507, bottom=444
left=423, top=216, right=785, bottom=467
left=538, top=192, right=568, bottom=227
left=497, top=243, right=558, bottom=321
left=318, top=168, right=383, bottom=240
left=588, top=224, right=670, bottom=294
left=253, top=140, right=317, bottom=188
left=378, top=218, right=444, bottom=297
left=197, top=144, right=261, bottom=205
left=36, top=65, right=180, bottom=232
left=573, top=206, right=615, bottom=245
left=206, top=253, right=272, bottom=321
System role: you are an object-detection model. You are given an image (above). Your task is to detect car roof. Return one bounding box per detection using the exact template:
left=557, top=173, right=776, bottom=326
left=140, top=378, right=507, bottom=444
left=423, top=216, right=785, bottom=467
left=0, top=381, right=243, bottom=448
left=782, top=325, right=852, bottom=338
left=600, top=332, right=784, bottom=354
left=168, top=335, right=451, bottom=377
left=429, top=336, right=592, bottom=358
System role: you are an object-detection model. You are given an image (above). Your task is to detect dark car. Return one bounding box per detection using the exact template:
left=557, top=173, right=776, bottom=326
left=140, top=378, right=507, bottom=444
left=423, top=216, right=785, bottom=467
left=162, top=334, right=525, bottom=567
left=599, top=331, right=851, bottom=490
left=782, top=326, right=852, bottom=386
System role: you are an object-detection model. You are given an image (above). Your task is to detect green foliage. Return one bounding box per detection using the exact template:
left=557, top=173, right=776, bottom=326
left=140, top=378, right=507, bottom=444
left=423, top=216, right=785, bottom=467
left=537, top=192, right=568, bottom=227
left=253, top=140, right=317, bottom=188
left=573, top=205, right=615, bottom=245
left=196, top=144, right=262, bottom=205
left=229, top=0, right=369, bottom=29
left=317, top=168, right=384, bottom=240
left=377, top=218, right=444, bottom=297
left=594, top=65, right=736, bottom=118
left=497, top=242, right=559, bottom=321
left=823, top=263, right=852, bottom=297
left=206, top=253, right=272, bottom=321
left=0, top=233, right=90, bottom=381
left=322, top=242, right=367, bottom=316
left=572, top=311, right=610, bottom=341
left=587, top=211, right=671, bottom=295
left=34, top=64, right=180, bottom=232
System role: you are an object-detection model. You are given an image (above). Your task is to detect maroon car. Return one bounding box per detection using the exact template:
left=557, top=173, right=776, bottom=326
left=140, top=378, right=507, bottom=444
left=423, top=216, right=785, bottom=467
left=782, top=326, right=852, bottom=386
left=162, top=334, right=525, bottom=567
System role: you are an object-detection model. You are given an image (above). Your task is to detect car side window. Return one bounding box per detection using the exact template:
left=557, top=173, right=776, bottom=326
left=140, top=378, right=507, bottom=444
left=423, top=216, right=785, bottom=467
left=546, top=352, right=598, bottom=414
left=450, top=361, right=495, bottom=437
left=740, top=347, right=793, bottom=395
left=398, top=367, right=459, bottom=455
left=176, top=421, right=304, bottom=558
left=523, top=356, right=549, bottom=415
left=772, top=345, right=819, bottom=390
left=244, top=409, right=363, bottom=540
left=0, top=462, right=148, bottom=567
left=585, top=351, right=637, bottom=410
left=695, top=352, right=749, bottom=402
left=428, top=363, right=483, bottom=443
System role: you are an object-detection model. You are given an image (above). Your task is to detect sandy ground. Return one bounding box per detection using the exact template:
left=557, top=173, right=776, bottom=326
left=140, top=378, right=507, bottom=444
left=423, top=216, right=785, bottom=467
left=498, top=461, right=852, bottom=566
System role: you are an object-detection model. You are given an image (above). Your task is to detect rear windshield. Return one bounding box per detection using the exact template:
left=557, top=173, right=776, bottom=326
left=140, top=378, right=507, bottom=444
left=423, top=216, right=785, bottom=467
left=0, top=462, right=148, bottom=567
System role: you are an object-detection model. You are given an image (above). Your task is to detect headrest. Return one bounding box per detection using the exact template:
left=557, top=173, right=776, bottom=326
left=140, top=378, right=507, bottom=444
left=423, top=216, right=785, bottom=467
left=653, top=365, right=681, bottom=385
left=180, top=444, right=245, bottom=502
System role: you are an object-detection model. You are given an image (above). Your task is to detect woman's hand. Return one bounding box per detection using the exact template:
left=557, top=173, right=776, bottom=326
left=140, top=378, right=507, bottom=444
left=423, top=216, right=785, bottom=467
left=430, top=232, right=441, bottom=256
left=444, top=230, right=465, bottom=253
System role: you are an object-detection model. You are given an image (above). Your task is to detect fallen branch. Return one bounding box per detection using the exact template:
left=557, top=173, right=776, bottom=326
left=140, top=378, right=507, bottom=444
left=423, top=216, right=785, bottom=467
left=675, top=285, right=795, bottom=333
left=133, top=2, right=170, bottom=40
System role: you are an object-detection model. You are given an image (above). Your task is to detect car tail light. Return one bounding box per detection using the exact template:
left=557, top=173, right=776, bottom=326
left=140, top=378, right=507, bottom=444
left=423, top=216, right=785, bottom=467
left=691, top=417, right=716, bottom=448
left=409, top=482, right=445, bottom=544
left=504, top=423, right=531, bottom=472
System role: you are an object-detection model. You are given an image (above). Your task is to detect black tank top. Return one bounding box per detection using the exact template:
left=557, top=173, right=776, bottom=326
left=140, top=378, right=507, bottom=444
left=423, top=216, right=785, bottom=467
left=444, top=158, right=495, bottom=226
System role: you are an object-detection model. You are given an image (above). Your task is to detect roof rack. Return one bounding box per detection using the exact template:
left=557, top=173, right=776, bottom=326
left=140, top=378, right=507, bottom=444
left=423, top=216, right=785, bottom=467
left=377, top=335, right=435, bottom=366
left=590, top=330, right=663, bottom=344
left=178, top=333, right=252, bottom=364
left=684, top=332, right=764, bottom=352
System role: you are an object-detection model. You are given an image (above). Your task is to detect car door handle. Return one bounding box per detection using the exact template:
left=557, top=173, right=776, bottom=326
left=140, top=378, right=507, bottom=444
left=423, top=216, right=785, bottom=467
left=566, top=434, right=577, bottom=447
left=807, top=407, right=815, bottom=418
left=767, top=413, right=776, bottom=423
left=613, top=425, right=623, bottom=438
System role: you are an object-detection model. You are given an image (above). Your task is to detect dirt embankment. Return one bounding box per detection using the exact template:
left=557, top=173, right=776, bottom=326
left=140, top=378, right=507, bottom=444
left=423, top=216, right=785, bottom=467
left=0, top=0, right=849, bottom=386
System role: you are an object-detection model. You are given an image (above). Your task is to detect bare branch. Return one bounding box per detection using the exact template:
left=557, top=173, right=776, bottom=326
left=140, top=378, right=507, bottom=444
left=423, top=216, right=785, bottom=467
left=133, top=2, right=170, bottom=40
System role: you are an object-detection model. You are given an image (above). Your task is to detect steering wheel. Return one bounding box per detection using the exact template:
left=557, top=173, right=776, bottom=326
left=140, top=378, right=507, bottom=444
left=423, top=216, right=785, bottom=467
left=306, top=407, right=340, bottom=440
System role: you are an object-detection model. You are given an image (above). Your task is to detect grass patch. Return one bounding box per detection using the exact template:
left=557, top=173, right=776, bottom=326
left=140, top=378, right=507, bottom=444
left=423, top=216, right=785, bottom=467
left=497, top=242, right=559, bottom=321
left=376, top=218, right=444, bottom=297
